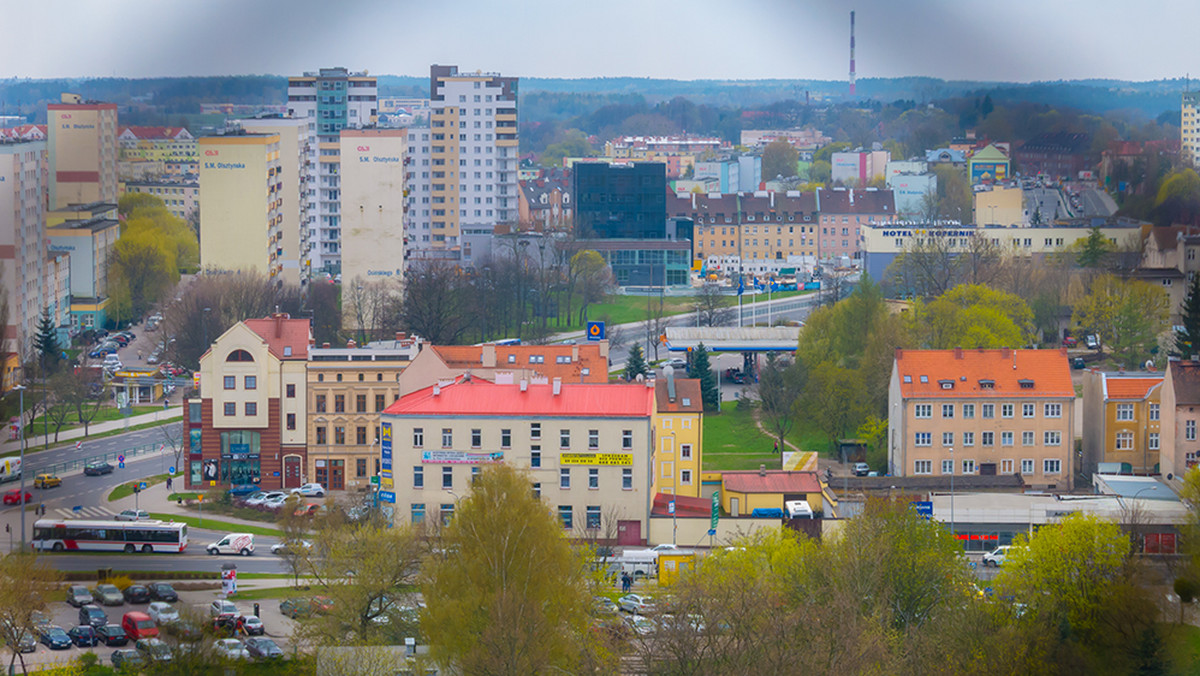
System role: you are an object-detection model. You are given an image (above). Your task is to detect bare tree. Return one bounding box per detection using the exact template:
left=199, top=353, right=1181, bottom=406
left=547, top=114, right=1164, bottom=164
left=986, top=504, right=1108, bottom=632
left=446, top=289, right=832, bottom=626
left=343, top=277, right=400, bottom=344
left=644, top=294, right=669, bottom=361
left=694, top=283, right=734, bottom=327
left=756, top=354, right=804, bottom=452
left=399, top=261, right=471, bottom=345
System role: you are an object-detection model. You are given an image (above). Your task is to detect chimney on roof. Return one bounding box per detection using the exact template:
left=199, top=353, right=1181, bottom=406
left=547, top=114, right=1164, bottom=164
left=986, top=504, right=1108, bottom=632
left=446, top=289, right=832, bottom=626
left=274, top=314, right=283, bottom=338
left=954, top=347, right=963, bottom=360
left=665, top=365, right=677, bottom=402
left=519, top=379, right=528, bottom=392
left=396, top=331, right=406, bottom=341
left=433, top=384, right=441, bottom=396
left=322, top=342, right=330, bottom=349
left=759, top=464, right=766, bottom=476
left=895, top=348, right=903, bottom=360
left=347, top=339, right=357, bottom=349
left=552, top=378, right=562, bottom=396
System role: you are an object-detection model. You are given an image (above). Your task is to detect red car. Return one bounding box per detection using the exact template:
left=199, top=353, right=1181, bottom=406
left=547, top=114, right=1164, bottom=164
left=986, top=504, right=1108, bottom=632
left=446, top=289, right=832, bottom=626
left=293, top=504, right=320, bottom=517
left=1063, top=336, right=1078, bottom=347
left=3, top=489, right=33, bottom=505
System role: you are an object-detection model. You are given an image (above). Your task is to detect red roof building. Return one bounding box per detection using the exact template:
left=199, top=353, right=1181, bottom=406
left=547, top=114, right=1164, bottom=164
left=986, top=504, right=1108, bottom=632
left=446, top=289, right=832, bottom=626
left=1081, top=370, right=1164, bottom=477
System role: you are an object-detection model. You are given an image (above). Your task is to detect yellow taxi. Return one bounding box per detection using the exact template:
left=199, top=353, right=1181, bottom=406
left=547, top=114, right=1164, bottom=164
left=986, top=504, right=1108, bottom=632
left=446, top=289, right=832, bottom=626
left=34, top=473, right=61, bottom=489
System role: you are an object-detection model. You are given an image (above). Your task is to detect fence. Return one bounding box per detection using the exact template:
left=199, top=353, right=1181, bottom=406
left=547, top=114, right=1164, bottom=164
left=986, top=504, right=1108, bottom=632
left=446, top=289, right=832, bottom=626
left=33, top=442, right=173, bottom=478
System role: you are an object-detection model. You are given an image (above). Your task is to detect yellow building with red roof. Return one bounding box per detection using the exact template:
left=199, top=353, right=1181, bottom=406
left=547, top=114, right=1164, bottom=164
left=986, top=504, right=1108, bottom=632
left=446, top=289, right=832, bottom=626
left=1081, top=370, right=1164, bottom=476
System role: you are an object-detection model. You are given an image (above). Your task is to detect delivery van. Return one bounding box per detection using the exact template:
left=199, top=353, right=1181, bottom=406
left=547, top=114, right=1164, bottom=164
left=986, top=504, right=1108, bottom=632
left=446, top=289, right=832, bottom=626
left=206, top=533, right=255, bottom=556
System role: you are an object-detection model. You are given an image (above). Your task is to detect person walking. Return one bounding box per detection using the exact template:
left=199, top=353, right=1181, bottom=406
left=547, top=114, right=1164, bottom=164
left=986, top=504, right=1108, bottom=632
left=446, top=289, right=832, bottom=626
left=166, top=476, right=172, bottom=491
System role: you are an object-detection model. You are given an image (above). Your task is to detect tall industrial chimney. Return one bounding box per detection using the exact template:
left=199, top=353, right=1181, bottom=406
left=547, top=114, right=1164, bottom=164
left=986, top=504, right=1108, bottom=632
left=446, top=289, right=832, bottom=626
left=849, top=10, right=856, bottom=97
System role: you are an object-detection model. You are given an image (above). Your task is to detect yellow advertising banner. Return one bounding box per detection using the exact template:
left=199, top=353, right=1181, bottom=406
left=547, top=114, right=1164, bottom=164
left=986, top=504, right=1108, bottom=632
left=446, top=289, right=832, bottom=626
left=559, top=453, right=634, bottom=466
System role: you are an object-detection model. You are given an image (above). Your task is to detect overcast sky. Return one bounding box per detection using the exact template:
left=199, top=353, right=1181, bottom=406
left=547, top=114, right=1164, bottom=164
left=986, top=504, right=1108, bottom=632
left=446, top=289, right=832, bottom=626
left=4, top=0, right=1197, bottom=83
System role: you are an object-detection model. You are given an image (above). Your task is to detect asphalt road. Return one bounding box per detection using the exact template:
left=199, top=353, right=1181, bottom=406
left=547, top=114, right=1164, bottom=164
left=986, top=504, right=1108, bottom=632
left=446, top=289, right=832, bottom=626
left=1079, top=188, right=1117, bottom=218
left=13, top=421, right=181, bottom=476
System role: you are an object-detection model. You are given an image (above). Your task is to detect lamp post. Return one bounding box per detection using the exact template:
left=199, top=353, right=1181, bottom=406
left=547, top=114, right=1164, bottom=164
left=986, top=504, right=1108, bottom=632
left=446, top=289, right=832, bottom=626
left=15, top=384, right=26, bottom=549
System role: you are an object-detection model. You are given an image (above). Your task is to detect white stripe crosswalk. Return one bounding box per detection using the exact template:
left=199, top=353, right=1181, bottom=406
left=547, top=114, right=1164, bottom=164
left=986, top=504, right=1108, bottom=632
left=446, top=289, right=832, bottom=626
left=53, top=506, right=116, bottom=519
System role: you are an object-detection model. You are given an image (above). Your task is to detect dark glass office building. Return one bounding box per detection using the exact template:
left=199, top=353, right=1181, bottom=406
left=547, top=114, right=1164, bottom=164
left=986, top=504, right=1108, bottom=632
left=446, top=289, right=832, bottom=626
left=573, top=162, right=668, bottom=239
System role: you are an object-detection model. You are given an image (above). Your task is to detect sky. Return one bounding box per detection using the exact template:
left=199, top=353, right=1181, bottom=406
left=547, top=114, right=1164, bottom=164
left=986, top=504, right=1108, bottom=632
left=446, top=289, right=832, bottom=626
left=3, top=0, right=1198, bottom=83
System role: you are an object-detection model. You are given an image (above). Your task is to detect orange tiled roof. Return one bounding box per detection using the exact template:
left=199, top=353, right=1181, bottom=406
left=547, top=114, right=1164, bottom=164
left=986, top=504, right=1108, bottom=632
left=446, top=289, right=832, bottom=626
left=1103, top=376, right=1163, bottom=400
left=431, top=344, right=608, bottom=383
left=242, top=315, right=311, bottom=360
left=894, top=348, right=1073, bottom=399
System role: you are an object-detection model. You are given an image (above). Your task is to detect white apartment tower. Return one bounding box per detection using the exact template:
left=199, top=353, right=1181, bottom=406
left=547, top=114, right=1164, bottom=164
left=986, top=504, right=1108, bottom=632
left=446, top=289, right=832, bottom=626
left=0, top=139, right=48, bottom=386
left=1184, top=92, right=1200, bottom=168
left=406, top=65, right=518, bottom=259
left=286, top=68, right=378, bottom=276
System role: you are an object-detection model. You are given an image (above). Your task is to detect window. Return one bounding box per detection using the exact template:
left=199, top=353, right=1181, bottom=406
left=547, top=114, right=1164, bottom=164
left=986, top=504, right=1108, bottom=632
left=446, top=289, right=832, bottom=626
left=588, top=429, right=599, bottom=449
left=941, top=404, right=954, bottom=419
left=356, top=394, right=367, bottom=413
left=1044, top=403, right=1062, bottom=418
left=286, top=384, right=296, bottom=398
left=413, top=428, right=424, bottom=447
left=532, top=482, right=541, bottom=499
left=1189, top=420, right=1197, bottom=441
left=413, top=466, right=423, bottom=488
left=286, top=413, right=296, bottom=430
left=442, top=429, right=453, bottom=448
left=223, top=376, right=235, bottom=390
left=1022, top=431, right=1034, bottom=446
left=914, top=404, right=932, bottom=419
left=440, top=504, right=454, bottom=527
left=244, top=376, right=257, bottom=390
left=531, top=450, right=541, bottom=468
left=622, top=468, right=633, bottom=489
left=962, top=432, right=975, bottom=446
left=356, top=426, right=367, bottom=445
left=1022, top=403, right=1035, bottom=418
left=942, top=432, right=954, bottom=446
left=588, top=468, right=599, bottom=489
left=681, top=469, right=692, bottom=485
left=375, top=394, right=386, bottom=412
left=1044, top=430, right=1062, bottom=446
left=222, top=402, right=236, bottom=416
left=962, top=459, right=976, bottom=474
left=1116, top=403, right=1134, bottom=421
left=334, top=427, right=345, bottom=445
left=1150, top=403, right=1160, bottom=421
left=1043, top=459, right=1062, bottom=474
left=442, top=466, right=453, bottom=489
left=914, top=432, right=932, bottom=446
left=242, top=402, right=255, bottom=416
left=560, top=468, right=570, bottom=489
left=942, top=459, right=953, bottom=475
left=681, top=444, right=692, bottom=460
left=501, top=429, right=511, bottom=448
left=531, top=423, right=541, bottom=440
left=982, top=404, right=995, bottom=419
left=558, top=506, right=573, bottom=529
left=560, top=429, right=570, bottom=448
left=962, top=404, right=975, bottom=419
left=1149, top=432, right=1160, bottom=450
left=1021, top=459, right=1034, bottom=474
left=316, top=426, right=327, bottom=444
left=471, top=429, right=482, bottom=448
left=586, top=506, right=601, bottom=530
left=1115, top=431, right=1133, bottom=450
left=982, top=431, right=994, bottom=447
left=1001, top=459, right=1014, bottom=474
left=622, top=430, right=633, bottom=449
left=356, top=458, right=367, bottom=477
left=1001, top=404, right=1014, bottom=418
left=334, top=395, right=345, bottom=413
left=997, top=431, right=1012, bottom=446
left=411, top=504, right=425, bottom=524
left=189, top=402, right=202, bottom=423
left=914, top=460, right=932, bottom=475
left=316, top=395, right=326, bottom=412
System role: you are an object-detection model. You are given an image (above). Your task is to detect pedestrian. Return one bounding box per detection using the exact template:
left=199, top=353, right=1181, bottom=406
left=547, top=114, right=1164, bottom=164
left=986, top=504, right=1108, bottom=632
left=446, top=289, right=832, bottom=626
left=773, top=442, right=779, bottom=454
left=163, top=398, right=169, bottom=411
left=166, top=476, right=172, bottom=491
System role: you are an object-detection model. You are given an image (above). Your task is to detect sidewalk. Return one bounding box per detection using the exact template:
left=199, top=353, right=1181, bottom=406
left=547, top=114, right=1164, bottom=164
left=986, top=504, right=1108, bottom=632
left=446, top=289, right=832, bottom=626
left=0, top=406, right=182, bottom=456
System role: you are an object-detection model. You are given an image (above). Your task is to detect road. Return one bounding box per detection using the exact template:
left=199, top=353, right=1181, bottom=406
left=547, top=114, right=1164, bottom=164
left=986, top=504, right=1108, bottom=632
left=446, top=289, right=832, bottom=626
left=1026, top=187, right=1064, bottom=223
left=1079, top=188, right=1117, bottom=218
left=16, top=422, right=181, bottom=476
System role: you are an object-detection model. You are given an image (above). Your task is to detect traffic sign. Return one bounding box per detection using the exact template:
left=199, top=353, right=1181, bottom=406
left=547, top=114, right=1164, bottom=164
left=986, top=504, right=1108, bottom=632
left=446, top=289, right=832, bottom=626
left=118, top=462, right=125, bottom=469
left=169, top=466, right=175, bottom=474
left=911, top=501, right=933, bottom=520
left=586, top=321, right=606, bottom=341
left=668, top=499, right=676, bottom=515
left=138, top=482, right=147, bottom=490
left=369, top=476, right=380, bottom=486
left=707, top=528, right=716, bottom=537
left=379, top=491, right=396, bottom=504
left=118, top=455, right=125, bottom=463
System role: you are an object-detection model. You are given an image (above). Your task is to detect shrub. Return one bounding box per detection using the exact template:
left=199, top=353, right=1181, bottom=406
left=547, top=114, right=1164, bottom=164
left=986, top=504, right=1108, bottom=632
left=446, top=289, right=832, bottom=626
left=105, top=574, right=135, bottom=591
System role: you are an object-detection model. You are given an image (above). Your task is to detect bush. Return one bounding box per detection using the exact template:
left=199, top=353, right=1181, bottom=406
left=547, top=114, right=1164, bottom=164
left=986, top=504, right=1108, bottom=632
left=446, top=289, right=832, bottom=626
left=105, top=574, right=135, bottom=591
left=1175, top=576, right=1199, bottom=604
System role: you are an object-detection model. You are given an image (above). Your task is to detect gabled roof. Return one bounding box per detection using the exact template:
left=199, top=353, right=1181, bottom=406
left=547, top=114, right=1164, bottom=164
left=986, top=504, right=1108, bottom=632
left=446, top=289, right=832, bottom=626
left=383, top=377, right=655, bottom=418
left=654, top=378, right=703, bottom=413
left=242, top=315, right=311, bottom=360
left=894, top=348, right=1073, bottom=399
left=1169, top=360, right=1200, bottom=405
left=429, top=343, right=608, bottom=384
left=722, top=470, right=822, bottom=494
left=816, top=188, right=895, bottom=215
left=969, top=144, right=1009, bottom=162
left=651, top=492, right=711, bottom=517
left=118, top=126, right=193, bottom=141
left=1099, top=373, right=1163, bottom=400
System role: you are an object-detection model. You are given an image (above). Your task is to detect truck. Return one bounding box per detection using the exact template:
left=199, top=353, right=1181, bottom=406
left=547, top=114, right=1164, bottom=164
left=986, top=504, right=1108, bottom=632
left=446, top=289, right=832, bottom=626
left=0, top=457, right=21, bottom=484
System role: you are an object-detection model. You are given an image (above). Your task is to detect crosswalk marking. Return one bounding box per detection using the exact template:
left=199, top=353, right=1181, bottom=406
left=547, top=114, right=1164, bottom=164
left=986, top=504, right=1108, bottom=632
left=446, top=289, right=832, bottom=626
left=53, top=506, right=116, bottom=519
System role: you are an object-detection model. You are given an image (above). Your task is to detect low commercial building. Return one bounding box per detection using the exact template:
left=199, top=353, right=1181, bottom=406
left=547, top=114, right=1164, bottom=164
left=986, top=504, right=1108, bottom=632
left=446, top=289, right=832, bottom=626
left=398, top=341, right=610, bottom=394
left=1080, top=370, right=1163, bottom=477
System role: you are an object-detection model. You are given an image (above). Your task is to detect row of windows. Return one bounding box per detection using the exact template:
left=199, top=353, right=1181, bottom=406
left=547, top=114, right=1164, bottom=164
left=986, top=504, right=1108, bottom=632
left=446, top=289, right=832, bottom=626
left=413, top=465, right=634, bottom=492
left=314, top=424, right=378, bottom=446
left=313, top=371, right=389, bottom=382
left=411, top=425, right=634, bottom=450
left=1115, top=402, right=1160, bottom=421
left=913, top=430, right=1062, bottom=447
left=913, top=458, right=1061, bottom=475
left=315, top=393, right=390, bottom=413
left=1114, top=431, right=1160, bottom=450
left=410, top=503, right=602, bottom=530
left=913, top=402, right=1063, bottom=419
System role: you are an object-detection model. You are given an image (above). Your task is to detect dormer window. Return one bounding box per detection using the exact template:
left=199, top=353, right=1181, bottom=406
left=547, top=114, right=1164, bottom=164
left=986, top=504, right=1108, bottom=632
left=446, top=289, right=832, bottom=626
left=919, top=376, right=929, bottom=383
left=284, top=346, right=293, bottom=357
left=903, top=375, right=912, bottom=383
left=1018, top=379, right=1035, bottom=389
left=939, top=380, right=955, bottom=390
left=682, top=398, right=691, bottom=407
left=979, top=379, right=995, bottom=390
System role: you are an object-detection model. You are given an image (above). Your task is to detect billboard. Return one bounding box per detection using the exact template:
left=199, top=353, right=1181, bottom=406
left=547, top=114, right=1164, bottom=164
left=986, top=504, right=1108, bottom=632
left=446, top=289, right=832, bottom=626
left=559, top=453, right=634, bottom=466
left=970, top=162, right=1008, bottom=184
left=421, top=450, right=504, bottom=464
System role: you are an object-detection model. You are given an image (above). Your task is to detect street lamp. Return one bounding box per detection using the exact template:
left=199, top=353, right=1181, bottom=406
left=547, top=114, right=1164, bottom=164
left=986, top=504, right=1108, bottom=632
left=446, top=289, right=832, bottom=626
left=14, top=384, right=26, bottom=549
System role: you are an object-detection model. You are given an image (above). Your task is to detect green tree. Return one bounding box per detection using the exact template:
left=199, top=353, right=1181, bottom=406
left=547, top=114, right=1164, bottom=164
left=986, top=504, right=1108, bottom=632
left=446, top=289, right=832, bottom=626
left=686, top=342, right=719, bottom=411
left=539, top=129, right=594, bottom=167
left=33, top=309, right=60, bottom=371
left=108, top=229, right=177, bottom=322
left=1175, top=272, right=1200, bottom=357
left=623, top=343, right=648, bottom=382
left=421, top=464, right=607, bottom=674
left=0, top=554, right=62, bottom=675
left=803, top=361, right=867, bottom=451
left=1072, top=274, right=1169, bottom=368
left=1072, top=227, right=1115, bottom=268
left=762, top=138, right=799, bottom=181
left=1153, top=168, right=1200, bottom=227
left=913, top=283, right=1034, bottom=349
left=756, top=353, right=804, bottom=451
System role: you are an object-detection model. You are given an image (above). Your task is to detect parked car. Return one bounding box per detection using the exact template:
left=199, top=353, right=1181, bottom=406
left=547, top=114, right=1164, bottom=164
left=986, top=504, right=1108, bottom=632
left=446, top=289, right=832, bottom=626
left=66, top=585, right=94, bottom=608
left=9, top=630, right=36, bottom=653
left=1072, top=357, right=1087, bottom=370
left=245, top=491, right=284, bottom=507
left=291, top=483, right=326, bottom=498
left=110, top=648, right=144, bottom=670
left=38, top=625, right=72, bottom=650
left=239, top=491, right=267, bottom=505
left=228, top=484, right=259, bottom=497
left=96, top=624, right=128, bottom=647
left=31, top=611, right=51, bottom=630
left=93, top=584, right=124, bottom=606
left=294, top=503, right=321, bottom=517
left=147, top=602, right=178, bottom=625
left=84, top=462, right=114, bottom=476
left=116, top=509, right=150, bottom=522
left=122, top=611, right=158, bottom=640
left=123, top=584, right=151, bottom=604
left=3, top=489, right=32, bottom=505
left=209, top=600, right=238, bottom=620
left=147, top=582, right=178, bottom=603
left=1086, top=334, right=1100, bottom=350
left=593, top=597, right=619, bottom=615
left=1062, top=336, right=1078, bottom=347
left=650, top=544, right=679, bottom=553
left=238, top=615, right=264, bottom=636
left=243, top=636, right=283, bottom=659
left=982, top=545, right=1012, bottom=567
left=666, top=357, right=687, bottom=369
left=135, top=637, right=173, bottom=663
left=271, top=539, right=312, bottom=555
left=852, top=462, right=871, bottom=477
left=262, top=494, right=289, bottom=509
left=279, top=597, right=313, bottom=619
left=34, top=473, right=61, bottom=489
left=79, top=604, right=108, bottom=628
left=618, top=593, right=655, bottom=614
left=624, top=614, right=657, bottom=636
left=213, top=638, right=250, bottom=660
left=67, top=625, right=99, bottom=647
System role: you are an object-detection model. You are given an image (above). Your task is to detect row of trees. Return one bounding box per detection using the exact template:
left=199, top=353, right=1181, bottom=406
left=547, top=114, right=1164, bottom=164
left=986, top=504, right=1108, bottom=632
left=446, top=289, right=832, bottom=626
left=111, top=194, right=198, bottom=324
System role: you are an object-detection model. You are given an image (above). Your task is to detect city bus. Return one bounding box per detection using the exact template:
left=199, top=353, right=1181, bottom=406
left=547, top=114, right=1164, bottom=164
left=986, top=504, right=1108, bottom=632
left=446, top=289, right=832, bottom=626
left=31, top=519, right=189, bottom=553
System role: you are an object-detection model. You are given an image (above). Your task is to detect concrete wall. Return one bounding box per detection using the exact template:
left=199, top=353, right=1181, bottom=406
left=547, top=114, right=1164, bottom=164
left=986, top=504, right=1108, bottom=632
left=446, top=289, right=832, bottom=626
left=648, top=516, right=780, bottom=547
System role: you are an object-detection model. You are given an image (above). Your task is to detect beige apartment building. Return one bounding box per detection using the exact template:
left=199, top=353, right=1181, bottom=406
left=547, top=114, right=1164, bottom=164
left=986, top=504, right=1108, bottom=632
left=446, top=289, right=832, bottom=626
left=381, top=377, right=656, bottom=545
left=888, top=348, right=1076, bottom=490
left=198, top=132, right=283, bottom=279
left=239, top=118, right=313, bottom=286
left=47, top=93, right=118, bottom=209
left=1161, top=359, right=1200, bottom=478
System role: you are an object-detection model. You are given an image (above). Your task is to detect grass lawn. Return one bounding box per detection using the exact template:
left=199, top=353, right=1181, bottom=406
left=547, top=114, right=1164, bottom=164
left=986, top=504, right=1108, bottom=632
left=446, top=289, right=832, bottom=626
left=108, top=472, right=182, bottom=502
left=1164, top=622, right=1200, bottom=675
left=785, top=418, right=835, bottom=459
left=147, top=512, right=284, bottom=538
left=702, top=400, right=780, bottom=471
left=30, top=405, right=161, bottom=429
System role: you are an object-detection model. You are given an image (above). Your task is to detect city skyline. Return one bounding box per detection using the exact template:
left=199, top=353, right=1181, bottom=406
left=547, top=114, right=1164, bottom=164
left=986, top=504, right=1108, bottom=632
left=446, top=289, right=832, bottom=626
left=4, top=0, right=1199, bottom=83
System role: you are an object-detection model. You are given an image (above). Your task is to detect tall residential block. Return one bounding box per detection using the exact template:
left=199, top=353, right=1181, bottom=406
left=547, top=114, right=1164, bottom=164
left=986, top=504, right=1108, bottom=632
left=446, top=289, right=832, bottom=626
left=286, top=68, right=378, bottom=276
left=46, top=202, right=119, bottom=331
left=0, top=139, right=48, bottom=385
left=239, top=118, right=314, bottom=287
left=1184, top=92, right=1200, bottom=168
left=406, top=65, right=518, bottom=257
left=198, top=132, right=283, bottom=280
left=47, top=93, right=118, bottom=209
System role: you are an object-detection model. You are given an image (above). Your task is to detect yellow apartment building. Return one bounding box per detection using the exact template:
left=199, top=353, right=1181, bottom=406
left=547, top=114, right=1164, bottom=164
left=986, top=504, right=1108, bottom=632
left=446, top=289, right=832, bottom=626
left=652, top=373, right=703, bottom=499
left=48, top=93, right=118, bottom=209
left=198, top=133, right=283, bottom=279
left=239, top=118, right=311, bottom=286
left=888, top=348, right=1077, bottom=490
left=1081, top=370, right=1164, bottom=476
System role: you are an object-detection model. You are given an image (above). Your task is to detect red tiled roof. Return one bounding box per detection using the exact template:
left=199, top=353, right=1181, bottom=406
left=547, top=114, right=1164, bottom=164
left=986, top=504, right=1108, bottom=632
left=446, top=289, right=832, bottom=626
left=817, top=188, right=895, bottom=215
left=651, top=493, right=711, bottom=517
left=242, top=315, right=311, bottom=360
left=655, top=378, right=703, bottom=413
left=894, top=348, right=1073, bottom=399
left=430, top=344, right=608, bottom=383
left=1103, top=376, right=1163, bottom=400
left=384, top=377, right=654, bottom=417
left=722, top=470, right=822, bottom=494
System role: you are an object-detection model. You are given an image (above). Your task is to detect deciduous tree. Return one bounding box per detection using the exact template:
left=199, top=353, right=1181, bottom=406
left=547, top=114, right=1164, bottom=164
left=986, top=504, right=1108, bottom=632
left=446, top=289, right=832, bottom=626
left=0, top=554, right=61, bottom=675
left=913, top=283, right=1034, bottom=349
left=756, top=353, right=804, bottom=451
left=762, top=139, right=799, bottom=180
left=1072, top=274, right=1169, bottom=368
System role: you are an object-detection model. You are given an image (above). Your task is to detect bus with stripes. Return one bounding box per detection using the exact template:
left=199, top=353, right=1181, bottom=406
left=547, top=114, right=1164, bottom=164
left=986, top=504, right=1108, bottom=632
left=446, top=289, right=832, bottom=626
left=31, top=519, right=189, bottom=553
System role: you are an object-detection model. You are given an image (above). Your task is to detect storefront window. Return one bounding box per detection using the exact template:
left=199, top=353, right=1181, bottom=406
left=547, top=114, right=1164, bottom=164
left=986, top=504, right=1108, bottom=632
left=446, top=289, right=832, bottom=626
left=219, top=431, right=261, bottom=485
left=189, top=429, right=202, bottom=454
left=190, top=460, right=202, bottom=486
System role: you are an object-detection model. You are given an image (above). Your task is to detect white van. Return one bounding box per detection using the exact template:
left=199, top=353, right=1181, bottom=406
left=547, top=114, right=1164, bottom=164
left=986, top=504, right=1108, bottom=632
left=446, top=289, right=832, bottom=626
left=206, top=533, right=255, bottom=556
left=785, top=500, right=814, bottom=519
left=0, top=457, right=21, bottom=483
left=103, top=354, right=122, bottom=369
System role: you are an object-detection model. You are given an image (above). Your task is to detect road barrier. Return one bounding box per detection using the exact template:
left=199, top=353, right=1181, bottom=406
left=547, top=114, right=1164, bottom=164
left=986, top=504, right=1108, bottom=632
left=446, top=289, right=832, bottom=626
left=33, top=442, right=171, bottom=478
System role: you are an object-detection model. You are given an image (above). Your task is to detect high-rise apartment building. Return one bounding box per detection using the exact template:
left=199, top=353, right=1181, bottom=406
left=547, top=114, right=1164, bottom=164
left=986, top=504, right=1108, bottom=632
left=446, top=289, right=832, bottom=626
left=47, top=93, right=118, bottom=209
left=286, top=68, right=377, bottom=276
left=198, top=132, right=284, bottom=280
left=239, top=118, right=313, bottom=286
left=406, top=65, right=518, bottom=258
left=1184, top=92, right=1200, bottom=168
left=0, top=139, right=48, bottom=385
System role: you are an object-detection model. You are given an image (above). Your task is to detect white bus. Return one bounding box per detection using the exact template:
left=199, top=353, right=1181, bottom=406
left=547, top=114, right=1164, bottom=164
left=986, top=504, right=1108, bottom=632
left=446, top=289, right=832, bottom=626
left=31, top=519, right=189, bottom=553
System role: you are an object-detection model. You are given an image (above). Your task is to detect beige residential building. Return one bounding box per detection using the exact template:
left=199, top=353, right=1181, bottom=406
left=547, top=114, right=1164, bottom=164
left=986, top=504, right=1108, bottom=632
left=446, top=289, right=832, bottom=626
left=0, top=139, right=49, bottom=384
left=1161, top=359, right=1200, bottom=478
left=239, top=118, right=313, bottom=286
left=381, top=378, right=656, bottom=545
left=47, top=93, right=118, bottom=209
left=198, top=132, right=283, bottom=279
left=888, top=348, right=1076, bottom=490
